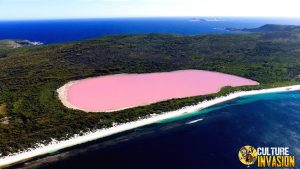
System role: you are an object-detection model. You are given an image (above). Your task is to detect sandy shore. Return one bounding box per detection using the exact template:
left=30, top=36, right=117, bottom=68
left=57, top=81, right=81, bottom=111
left=1, top=85, right=300, bottom=167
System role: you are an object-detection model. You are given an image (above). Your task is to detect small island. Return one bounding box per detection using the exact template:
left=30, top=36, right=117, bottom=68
left=189, top=18, right=207, bottom=22
left=190, top=17, right=222, bottom=22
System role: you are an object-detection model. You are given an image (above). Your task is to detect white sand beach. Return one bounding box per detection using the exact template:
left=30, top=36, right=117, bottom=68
left=1, top=85, right=300, bottom=167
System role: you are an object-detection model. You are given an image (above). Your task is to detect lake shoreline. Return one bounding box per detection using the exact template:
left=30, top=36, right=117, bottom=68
left=56, top=70, right=259, bottom=112
left=1, top=85, right=300, bottom=168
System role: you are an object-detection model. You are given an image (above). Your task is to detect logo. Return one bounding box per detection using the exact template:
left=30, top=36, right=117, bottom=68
left=238, top=146, right=295, bottom=168
left=238, top=145, right=258, bottom=166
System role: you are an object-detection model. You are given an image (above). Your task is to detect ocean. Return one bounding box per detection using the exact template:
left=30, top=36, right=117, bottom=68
left=1, top=17, right=300, bottom=44
left=14, top=91, right=300, bottom=169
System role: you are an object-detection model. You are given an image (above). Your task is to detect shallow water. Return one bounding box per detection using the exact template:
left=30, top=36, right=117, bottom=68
left=15, top=91, right=300, bottom=169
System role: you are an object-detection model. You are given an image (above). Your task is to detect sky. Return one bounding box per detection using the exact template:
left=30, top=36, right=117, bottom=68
left=0, top=0, right=300, bottom=20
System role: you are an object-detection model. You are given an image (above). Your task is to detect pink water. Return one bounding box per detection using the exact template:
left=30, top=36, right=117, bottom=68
left=66, top=70, right=259, bottom=112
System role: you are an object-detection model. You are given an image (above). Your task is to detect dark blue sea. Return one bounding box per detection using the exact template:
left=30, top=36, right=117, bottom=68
left=14, top=91, right=300, bottom=169
left=1, top=17, right=300, bottom=44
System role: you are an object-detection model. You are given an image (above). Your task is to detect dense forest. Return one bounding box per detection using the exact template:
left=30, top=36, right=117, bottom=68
left=0, top=24, right=300, bottom=157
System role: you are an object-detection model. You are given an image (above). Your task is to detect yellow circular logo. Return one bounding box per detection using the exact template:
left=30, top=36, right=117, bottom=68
left=238, top=145, right=258, bottom=166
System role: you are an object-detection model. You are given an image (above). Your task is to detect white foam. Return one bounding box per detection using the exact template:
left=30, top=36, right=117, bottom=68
left=186, top=118, right=203, bottom=124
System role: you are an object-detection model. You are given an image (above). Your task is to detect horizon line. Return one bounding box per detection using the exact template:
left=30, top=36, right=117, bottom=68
left=1, top=16, right=300, bottom=22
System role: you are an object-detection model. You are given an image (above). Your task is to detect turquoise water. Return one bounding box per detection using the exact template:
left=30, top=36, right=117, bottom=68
left=15, top=90, right=300, bottom=169
left=159, top=91, right=295, bottom=123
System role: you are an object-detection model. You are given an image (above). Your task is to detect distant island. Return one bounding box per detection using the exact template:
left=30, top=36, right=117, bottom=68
left=0, top=24, right=300, bottom=167
left=190, top=17, right=222, bottom=22
left=190, top=18, right=207, bottom=22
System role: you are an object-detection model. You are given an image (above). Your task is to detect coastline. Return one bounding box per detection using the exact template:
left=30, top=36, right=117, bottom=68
left=1, top=85, right=300, bottom=167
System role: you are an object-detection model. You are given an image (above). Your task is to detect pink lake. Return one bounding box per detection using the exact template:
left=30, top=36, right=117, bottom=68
left=63, top=70, right=259, bottom=112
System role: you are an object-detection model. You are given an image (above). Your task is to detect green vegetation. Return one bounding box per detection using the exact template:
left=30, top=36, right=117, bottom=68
left=0, top=25, right=300, bottom=156
left=0, top=40, right=21, bottom=52
left=0, top=40, right=12, bottom=50
left=0, top=104, right=7, bottom=118
left=0, top=40, right=14, bottom=57
left=244, top=24, right=300, bottom=33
